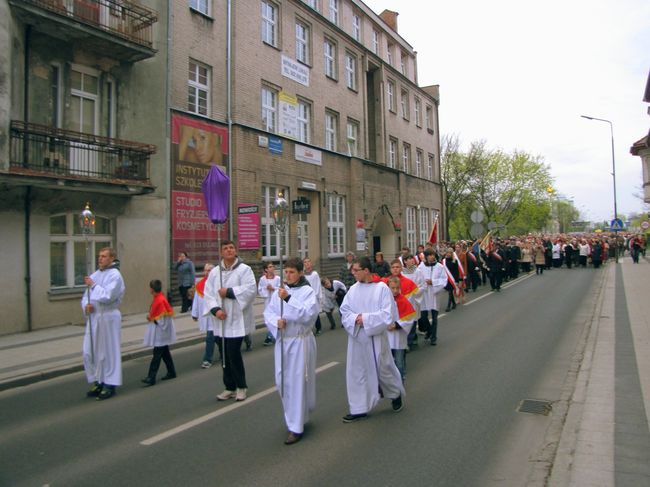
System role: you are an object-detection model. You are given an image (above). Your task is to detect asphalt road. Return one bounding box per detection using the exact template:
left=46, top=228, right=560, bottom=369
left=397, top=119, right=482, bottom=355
left=0, top=266, right=604, bottom=487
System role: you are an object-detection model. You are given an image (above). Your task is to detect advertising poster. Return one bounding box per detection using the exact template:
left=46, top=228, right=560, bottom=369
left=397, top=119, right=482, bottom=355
left=171, top=113, right=229, bottom=263
left=237, top=204, right=260, bottom=250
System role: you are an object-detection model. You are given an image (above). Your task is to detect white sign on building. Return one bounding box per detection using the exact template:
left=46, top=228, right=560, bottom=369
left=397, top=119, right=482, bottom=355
left=279, top=91, right=298, bottom=139
left=281, top=55, right=310, bottom=87
left=295, top=145, right=322, bottom=166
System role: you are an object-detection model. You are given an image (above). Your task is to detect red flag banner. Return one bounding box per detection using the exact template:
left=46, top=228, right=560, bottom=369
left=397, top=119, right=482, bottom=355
left=428, top=217, right=438, bottom=245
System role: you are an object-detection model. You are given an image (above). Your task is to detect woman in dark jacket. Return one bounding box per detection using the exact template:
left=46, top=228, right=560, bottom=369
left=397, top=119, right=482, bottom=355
left=443, top=249, right=460, bottom=312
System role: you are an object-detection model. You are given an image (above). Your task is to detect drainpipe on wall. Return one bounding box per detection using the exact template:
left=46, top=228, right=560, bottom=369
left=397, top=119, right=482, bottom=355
left=24, top=26, right=32, bottom=331
left=165, top=0, right=173, bottom=290
left=24, top=186, right=33, bottom=332
left=227, top=0, right=233, bottom=240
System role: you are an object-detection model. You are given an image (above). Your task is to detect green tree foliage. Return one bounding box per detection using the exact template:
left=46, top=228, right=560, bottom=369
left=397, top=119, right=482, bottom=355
left=441, top=137, right=554, bottom=239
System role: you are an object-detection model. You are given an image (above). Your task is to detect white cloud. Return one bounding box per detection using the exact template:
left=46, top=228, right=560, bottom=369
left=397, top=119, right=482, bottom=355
left=364, top=0, right=650, bottom=222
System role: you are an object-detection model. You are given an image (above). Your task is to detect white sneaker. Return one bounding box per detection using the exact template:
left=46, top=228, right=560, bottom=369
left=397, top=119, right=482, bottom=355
left=235, top=388, right=247, bottom=401
left=216, top=390, right=236, bottom=401
left=201, top=361, right=212, bottom=369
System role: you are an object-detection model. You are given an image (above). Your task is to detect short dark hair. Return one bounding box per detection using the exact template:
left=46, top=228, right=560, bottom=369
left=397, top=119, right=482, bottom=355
left=220, top=239, right=236, bottom=248
left=423, top=249, right=437, bottom=259
left=263, top=261, right=274, bottom=270
left=284, top=257, right=303, bottom=272
left=390, top=258, right=402, bottom=266
left=354, top=256, right=373, bottom=271
left=150, top=279, right=162, bottom=293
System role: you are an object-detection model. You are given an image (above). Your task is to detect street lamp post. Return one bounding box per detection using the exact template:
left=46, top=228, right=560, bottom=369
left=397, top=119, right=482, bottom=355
left=272, top=191, right=289, bottom=397
left=581, top=115, right=618, bottom=262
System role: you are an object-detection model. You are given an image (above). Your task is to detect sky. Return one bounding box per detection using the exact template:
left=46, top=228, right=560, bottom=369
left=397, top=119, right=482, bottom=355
left=364, top=0, right=650, bottom=223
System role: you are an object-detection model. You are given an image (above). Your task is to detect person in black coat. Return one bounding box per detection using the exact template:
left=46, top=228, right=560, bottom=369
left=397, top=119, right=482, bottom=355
left=485, top=241, right=507, bottom=291
left=443, top=249, right=460, bottom=311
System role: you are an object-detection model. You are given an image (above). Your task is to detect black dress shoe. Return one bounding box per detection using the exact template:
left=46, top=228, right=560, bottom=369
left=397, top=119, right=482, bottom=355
left=284, top=431, right=303, bottom=445
left=141, top=377, right=155, bottom=387
left=161, top=373, right=176, bottom=381
left=445, top=307, right=451, bottom=312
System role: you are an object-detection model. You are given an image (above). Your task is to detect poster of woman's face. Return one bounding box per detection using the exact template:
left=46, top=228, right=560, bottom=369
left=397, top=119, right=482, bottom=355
left=178, top=125, right=224, bottom=165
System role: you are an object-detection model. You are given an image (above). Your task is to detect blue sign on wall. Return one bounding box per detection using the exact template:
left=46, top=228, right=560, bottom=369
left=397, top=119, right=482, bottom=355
left=269, top=136, right=283, bottom=155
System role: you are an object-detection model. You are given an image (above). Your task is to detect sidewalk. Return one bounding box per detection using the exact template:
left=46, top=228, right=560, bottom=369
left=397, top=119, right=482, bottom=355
left=529, top=255, right=650, bottom=486
left=0, top=296, right=269, bottom=392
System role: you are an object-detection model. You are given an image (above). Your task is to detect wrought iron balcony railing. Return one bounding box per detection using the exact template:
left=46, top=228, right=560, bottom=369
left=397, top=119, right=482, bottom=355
left=9, top=120, right=156, bottom=185
left=17, top=0, right=157, bottom=49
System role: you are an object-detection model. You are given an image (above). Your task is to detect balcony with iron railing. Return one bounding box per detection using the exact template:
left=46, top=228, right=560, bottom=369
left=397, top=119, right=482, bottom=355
left=10, top=0, right=158, bottom=62
left=8, top=121, right=156, bottom=194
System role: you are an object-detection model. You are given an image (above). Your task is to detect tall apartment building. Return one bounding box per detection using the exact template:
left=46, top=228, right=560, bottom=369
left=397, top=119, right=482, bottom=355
left=0, top=0, right=443, bottom=336
left=170, top=0, right=443, bottom=278
left=0, top=0, right=169, bottom=334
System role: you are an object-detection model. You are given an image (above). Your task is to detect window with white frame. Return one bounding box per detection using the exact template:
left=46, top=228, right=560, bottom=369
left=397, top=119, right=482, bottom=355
left=328, top=0, right=338, bottom=24
left=352, top=14, right=361, bottom=41
left=325, top=110, right=338, bottom=151
left=188, top=60, right=209, bottom=116
left=415, top=149, right=423, bottom=178
left=400, top=89, right=409, bottom=120
left=414, top=97, right=422, bottom=127
left=50, top=213, right=113, bottom=288
left=386, top=43, right=393, bottom=65
left=261, top=1, right=278, bottom=47
left=347, top=118, right=359, bottom=156
left=372, top=30, right=379, bottom=54
left=405, top=206, right=417, bottom=252
left=190, top=0, right=209, bottom=16
left=297, top=98, right=311, bottom=143
left=345, top=52, right=357, bottom=90
left=388, top=137, right=397, bottom=168
left=401, top=51, right=408, bottom=76
left=296, top=20, right=310, bottom=64
left=303, top=0, right=317, bottom=9
left=327, top=193, right=346, bottom=257
left=427, top=153, right=434, bottom=180
left=261, top=85, right=277, bottom=132
left=401, top=143, right=410, bottom=173
left=418, top=207, right=430, bottom=246
left=426, top=104, right=433, bottom=131
left=324, top=38, right=337, bottom=79
left=387, top=79, right=395, bottom=112
left=261, top=185, right=289, bottom=260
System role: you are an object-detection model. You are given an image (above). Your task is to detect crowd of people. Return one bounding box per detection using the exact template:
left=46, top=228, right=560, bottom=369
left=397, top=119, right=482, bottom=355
left=79, top=231, right=646, bottom=444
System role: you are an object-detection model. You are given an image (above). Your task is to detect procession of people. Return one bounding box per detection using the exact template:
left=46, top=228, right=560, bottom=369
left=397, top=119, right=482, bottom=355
left=80, top=231, right=645, bottom=444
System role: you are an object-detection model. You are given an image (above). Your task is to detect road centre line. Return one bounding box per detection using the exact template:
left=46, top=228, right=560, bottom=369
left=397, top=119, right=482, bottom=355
left=140, top=361, right=340, bottom=446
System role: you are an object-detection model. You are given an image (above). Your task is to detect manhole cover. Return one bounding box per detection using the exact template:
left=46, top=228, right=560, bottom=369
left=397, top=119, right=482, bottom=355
left=518, top=399, right=552, bottom=415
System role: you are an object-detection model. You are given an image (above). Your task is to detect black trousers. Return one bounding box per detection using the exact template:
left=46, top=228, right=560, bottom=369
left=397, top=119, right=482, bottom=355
left=217, top=336, right=247, bottom=390
left=147, top=346, right=176, bottom=379
left=179, top=286, right=192, bottom=312
left=489, top=269, right=503, bottom=290
left=419, top=309, right=439, bottom=342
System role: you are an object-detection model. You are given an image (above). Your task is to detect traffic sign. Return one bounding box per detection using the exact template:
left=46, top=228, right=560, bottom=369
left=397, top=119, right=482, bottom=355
left=641, top=221, right=649, bottom=230
left=610, top=218, right=624, bottom=231
left=470, top=223, right=485, bottom=238
left=470, top=210, right=484, bottom=223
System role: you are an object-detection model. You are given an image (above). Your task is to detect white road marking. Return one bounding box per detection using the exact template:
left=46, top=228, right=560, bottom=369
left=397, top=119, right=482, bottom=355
left=140, top=361, right=339, bottom=446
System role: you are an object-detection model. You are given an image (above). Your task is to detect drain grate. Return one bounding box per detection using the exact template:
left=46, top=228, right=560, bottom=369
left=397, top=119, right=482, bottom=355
left=518, top=399, right=552, bottom=415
